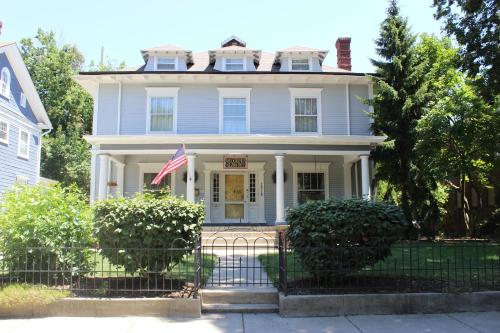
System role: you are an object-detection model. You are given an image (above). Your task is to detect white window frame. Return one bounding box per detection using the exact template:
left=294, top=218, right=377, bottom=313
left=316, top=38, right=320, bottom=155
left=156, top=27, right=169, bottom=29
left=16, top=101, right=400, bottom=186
left=290, top=58, right=312, bottom=71
left=0, top=119, right=9, bottom=145
left=217, top=88, right=251, bottom=134
left=20, top=92, right=27, bottom=108
left=154, top=57, right=178, bottom=71
left=138, top=162, right=177, bottom=194
left=289, top=88, right=323, bottom=135
left=145, top=87, right=180, bottom=134
left=292, top=162, right=330, bottom=206
left=17, top=129, right=30, bottom=159
left=0, top=67, right=11, bottom=98
left=223, top=57, right=246, bottom=71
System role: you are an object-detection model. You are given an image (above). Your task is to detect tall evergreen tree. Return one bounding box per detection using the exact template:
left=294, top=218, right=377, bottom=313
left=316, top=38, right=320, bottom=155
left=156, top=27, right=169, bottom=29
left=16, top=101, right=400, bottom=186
left=370, top=0, right=433, bottom=228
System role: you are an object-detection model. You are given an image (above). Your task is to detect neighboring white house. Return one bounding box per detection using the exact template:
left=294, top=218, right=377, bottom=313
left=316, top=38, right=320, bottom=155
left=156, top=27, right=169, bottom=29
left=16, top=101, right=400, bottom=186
left=75, top=36, right=383, bottom=225
left=0, top=41, right=52, bottom=194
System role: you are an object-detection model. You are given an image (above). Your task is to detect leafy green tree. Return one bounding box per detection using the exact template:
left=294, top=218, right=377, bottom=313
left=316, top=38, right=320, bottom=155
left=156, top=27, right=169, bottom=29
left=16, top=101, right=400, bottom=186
left=370, top=0, right=434, bottom=228
left=433, top=0, right=499, bottom=102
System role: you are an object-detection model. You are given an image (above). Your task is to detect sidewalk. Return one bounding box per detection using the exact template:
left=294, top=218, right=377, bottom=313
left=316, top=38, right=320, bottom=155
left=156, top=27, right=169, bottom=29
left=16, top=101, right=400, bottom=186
left=1, top=312, right=499, bottom=333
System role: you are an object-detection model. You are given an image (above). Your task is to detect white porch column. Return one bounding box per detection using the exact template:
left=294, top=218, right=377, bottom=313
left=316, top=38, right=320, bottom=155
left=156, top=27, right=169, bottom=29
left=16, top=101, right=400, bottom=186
left=203, top=170, right=211, bottom=223
left=360, top=155, right=371, bottom=199
left=186, top=154, right=196, bottom=202
left=275, top=154, right=286, bottom=225
left=116, top=161, right=125, bottom=196
left=97, top=154, right=110, bottom=200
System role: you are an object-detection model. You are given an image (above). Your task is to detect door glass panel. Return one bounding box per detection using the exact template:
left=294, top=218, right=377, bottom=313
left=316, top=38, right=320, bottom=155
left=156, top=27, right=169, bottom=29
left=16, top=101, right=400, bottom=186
left=225, top=204, right=244, bottom=219
left=225, top=175, right=244, bottom=201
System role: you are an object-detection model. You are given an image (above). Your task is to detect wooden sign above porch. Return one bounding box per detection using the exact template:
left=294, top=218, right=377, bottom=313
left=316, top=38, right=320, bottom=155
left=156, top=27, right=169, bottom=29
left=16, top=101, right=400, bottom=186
left=223, top=155, right=248, bottom=169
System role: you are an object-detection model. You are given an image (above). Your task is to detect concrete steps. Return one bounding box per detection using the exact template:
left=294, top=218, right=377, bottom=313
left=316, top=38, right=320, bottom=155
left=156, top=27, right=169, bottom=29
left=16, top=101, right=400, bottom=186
left=201, top=229, right=277, bottom=247
left=201, top=288, right=279, bottom=313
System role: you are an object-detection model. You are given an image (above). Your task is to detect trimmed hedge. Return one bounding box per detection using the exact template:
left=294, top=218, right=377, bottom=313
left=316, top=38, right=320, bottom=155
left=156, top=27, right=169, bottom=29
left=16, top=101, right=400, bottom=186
left=286, top=198, right=408, bottom=277
left=93, top=191, right=204, bottom=275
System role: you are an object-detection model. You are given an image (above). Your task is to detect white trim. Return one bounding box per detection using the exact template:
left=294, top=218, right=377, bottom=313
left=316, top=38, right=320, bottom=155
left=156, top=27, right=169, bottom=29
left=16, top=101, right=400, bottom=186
left=217, top=88, right=252, bottom=134
left=92, top=83, right=99, bottom=135
left=346, top=83, right=351, bottom=135
left=289, top=57, right=313, bottom=72
left=90, top=151, right=97, bottom=203
left=289, top=88, right=323, bottom=135
left=95, top=149, right=373, bottom=156
left=116, top=82, right=122, bottom=134
left=291, top=162, right=330, bottom=206
left=145, top=87, right=180, bottom=134
left=17, top=129, right=30, bottom=159
left=0, top=119, right=9, bottom=145
left=222, top=57, right=246, bottom=71
left=137, top=162, right=177, bottom=194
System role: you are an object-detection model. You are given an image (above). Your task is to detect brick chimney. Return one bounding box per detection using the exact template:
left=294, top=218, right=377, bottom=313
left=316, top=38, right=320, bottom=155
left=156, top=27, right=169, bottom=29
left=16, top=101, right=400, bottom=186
left=335, top=37, right=351, bottom=71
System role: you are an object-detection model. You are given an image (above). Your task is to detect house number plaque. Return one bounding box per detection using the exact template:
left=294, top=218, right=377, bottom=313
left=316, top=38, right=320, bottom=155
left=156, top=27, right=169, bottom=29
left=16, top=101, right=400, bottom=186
left=223, top=155, right=248, bottom=169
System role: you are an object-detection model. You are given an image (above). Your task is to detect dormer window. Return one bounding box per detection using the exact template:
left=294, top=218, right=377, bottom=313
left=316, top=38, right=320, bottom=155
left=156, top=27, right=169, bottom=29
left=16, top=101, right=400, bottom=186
left=291, top=59, right=310, bottom=71
left=156, top=57, right=176, bottom=70
left=224, top=58, right=245, bottom=71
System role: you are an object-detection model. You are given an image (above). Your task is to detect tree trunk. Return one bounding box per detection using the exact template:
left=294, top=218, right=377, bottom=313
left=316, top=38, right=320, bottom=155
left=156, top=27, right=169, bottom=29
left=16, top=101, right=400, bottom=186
left=460, top=175, right=471, bottom=237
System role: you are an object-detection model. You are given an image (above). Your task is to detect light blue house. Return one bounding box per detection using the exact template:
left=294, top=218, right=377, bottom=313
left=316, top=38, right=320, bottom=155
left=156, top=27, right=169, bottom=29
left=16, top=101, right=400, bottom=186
left=75, top=36, right=383, bottom=225
left=0, top=41, right=52, bottom=194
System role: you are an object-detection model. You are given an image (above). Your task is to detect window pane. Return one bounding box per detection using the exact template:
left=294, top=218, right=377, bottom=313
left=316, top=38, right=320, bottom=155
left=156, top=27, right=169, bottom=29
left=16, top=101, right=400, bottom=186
left=225, top=58, right=244, bottom=71
left=0, top=121, right=7, bottom=141
left=295, top=98, right=317, bottom=115
left=223, top=98, right=246, bottom=133
left=292, top=59, right=310, bottom=71
left=295, top=116, right=317, bottom=132
left=150, top=97, right=174, bottom=131
left=297, top=172, right=325, bottom=204
left=298, top=190, right=324, bottom=204
left=157, top=58, right=176, bottom=70
left=143, top=172, right=171, bottom=191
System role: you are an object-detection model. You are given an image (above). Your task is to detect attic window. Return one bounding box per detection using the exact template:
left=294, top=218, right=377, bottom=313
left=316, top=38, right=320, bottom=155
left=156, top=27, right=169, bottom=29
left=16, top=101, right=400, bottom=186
left=291, top=59, right=310, bottom=71
left=156, top=57, right=176, bottom=70
left=0, top=67, right=11, bottom=98
left=224, top=58, right=244, bottom=71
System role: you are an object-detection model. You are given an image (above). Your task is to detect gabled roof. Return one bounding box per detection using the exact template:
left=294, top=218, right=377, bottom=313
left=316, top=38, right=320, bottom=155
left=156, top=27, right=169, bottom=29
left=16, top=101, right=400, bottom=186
left=140, top=44, right=193, bottom=64
left=0, top=42, right=51, bottom=129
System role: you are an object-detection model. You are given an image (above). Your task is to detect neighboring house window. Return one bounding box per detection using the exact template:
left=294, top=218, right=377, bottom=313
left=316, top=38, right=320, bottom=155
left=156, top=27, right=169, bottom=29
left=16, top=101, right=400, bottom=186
left=0, top=67, right=11, bottom=98
left=292, top=162, right=330, bottom=205
left=145, top=87, right=179, bottom=133
left=0, top=120, right=9, bottom=144
left=289, top=88, right=322, bottom=134
left=143, top=172, right=172, bottom=191
left=18, top=130, right=29, bottom=159
left=20, top=92, right=26, bottom=108
left=218, top=88, right=251, bottom=134
left=224, top=58, right=244, bottom=71
left=156, top=57, right=176, bottom=70
left=291, top=59, right=310, bottom=71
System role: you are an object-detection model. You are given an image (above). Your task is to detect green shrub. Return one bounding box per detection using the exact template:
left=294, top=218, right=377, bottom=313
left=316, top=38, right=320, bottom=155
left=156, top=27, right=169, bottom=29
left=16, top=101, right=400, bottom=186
left=0, top=184, right=94, bottom=280
left=94, top=191, right=204, bottom=275
left=286, top=198, right=408, bottom=277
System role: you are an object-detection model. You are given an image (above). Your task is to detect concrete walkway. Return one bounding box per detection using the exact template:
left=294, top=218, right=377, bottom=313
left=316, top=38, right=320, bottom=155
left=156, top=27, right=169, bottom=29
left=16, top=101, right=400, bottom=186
left=1, top=312, right=499, bottom=333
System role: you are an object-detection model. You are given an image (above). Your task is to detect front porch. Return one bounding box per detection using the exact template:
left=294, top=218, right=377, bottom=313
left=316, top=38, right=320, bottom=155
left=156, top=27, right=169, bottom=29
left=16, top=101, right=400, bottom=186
left=90, top=142, right=375, bottom=225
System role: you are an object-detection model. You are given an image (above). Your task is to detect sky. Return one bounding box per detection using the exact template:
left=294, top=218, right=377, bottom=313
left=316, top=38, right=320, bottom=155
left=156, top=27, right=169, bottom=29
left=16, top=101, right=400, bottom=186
left=0, top=0, right=444, bottom=73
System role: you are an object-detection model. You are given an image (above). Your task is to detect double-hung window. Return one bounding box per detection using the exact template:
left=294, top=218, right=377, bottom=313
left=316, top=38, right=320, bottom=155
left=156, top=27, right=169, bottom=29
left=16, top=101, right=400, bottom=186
left=156, top=57, right=176, bottom=70
left=224, top=58, right=244, bottom=71
left=18, top=130, right=29, bottom=159
left=291, top=58, right=310, bottom=71
left=0, top=120, right=8, bottom=144
left=289, top=88, right=322, bottom=134
left=146, top=87, right=179, bottom=133
left=218, top=88, right=251, bottom=134
left=292, top=162, right=330, bottom=205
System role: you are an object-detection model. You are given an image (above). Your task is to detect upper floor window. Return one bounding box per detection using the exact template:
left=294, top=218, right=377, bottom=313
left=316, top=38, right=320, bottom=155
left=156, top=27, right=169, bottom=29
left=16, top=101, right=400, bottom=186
left=145, top=87, right=180, bottom=134
left=0, top=120, right=9, bottom=144
left=289, top=88, right=322, bottom=134
left=156, top=57, right=176, bottom=71
left=18, top=130, right=29, bottom=159
left=224, top=58, right=244, bottom=71
left=291, top=59, right=310, bottom=71
left=0, top=67, right=11, bottom=98
left=218, top=88, right=251, bottom=134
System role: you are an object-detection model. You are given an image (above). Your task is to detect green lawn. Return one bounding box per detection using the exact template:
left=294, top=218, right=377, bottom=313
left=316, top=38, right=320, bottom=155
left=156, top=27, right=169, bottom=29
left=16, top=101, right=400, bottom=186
left=258, top=242, right=500, bottom=291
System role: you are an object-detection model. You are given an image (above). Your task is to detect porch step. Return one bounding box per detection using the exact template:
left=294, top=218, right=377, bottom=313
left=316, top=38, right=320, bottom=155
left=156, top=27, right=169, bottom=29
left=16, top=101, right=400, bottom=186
left=201, top=303, right=279, bottom=313
left=201, top=288, right=278, bottom=304
left=201, top=230, right=277, bottom=247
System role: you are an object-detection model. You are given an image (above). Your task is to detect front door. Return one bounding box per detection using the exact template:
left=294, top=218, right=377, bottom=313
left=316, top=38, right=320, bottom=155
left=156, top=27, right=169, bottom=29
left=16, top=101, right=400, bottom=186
left=224, top=173, right=246, bottom=223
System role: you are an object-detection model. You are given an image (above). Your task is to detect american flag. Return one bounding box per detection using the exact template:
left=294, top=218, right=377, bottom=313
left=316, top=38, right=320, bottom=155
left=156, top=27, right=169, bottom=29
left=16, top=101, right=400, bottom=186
left=151, top=146, right=187, bottom=185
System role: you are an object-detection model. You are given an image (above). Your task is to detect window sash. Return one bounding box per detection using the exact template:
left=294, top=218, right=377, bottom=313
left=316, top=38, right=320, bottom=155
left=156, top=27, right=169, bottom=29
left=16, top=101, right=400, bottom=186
left=143, top=172, right=171, bottom=191
left=157, top=58, right=176, bottom=70
left=294, top=98, right=318, bottom=132
left=19, top=131, right=29, bottom=157
left=225, top=58, right=244, bottom=71
left=223, top=98, right=246, bottom=133
left=150, top=97, right=174, bottom=132
left=291, top=59, right=310, bottom=71
left=297, top=172, right=325, bottom=204
left=0, top=68, right=10, bottom=97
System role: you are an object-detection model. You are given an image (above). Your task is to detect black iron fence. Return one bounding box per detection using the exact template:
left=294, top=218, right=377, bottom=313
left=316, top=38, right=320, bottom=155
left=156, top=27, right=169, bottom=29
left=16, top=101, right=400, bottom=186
left=276, top=232, right=500, bottom=295
left=0, top=240, right=203, bottom=297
